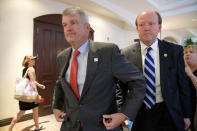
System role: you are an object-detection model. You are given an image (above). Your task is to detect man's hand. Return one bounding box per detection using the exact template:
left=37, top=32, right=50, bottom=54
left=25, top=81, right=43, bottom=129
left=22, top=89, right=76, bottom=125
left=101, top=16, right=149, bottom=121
left=184, top=118, right=191, bottom=130
left=103, top=113, right=127, bottom=130
left=53, top=109, right=66, bottom=122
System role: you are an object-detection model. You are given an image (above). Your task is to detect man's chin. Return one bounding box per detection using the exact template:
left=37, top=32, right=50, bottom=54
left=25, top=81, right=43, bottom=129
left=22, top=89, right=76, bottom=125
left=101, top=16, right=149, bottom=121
left=66, top=38, right=76, bottom=43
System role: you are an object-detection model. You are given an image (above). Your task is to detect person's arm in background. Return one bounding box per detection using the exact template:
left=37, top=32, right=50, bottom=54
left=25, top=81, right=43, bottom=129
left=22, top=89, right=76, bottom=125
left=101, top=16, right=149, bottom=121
left=28, top=69, right=45, bottom=89
left=185, top=66, right=197, bottom=90
left=28, top=68, right=45, bottom=103
left=185, top=56, right=197, bottom=90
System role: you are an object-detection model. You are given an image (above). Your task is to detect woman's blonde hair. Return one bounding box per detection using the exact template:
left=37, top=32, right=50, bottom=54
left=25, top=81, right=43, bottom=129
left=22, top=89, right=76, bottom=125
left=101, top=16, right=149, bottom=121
left=22, top=55, right=33, bottom=67
left=184, top=45, right=197, bottom=54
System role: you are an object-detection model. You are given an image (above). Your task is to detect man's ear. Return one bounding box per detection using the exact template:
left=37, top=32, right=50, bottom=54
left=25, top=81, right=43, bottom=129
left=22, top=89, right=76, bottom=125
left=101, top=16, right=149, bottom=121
left=159, top=24, right=162, bottom=32
left=136, top=26, right=139, bottom=33
left=86, top=23, right=90, bottom=31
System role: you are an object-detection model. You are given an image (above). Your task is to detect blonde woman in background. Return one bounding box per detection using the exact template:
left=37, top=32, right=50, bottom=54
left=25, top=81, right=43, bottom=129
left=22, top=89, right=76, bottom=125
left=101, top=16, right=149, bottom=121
left=8, top=55, right=45, bottom=131
left=184, top=45, right=197, bottom=131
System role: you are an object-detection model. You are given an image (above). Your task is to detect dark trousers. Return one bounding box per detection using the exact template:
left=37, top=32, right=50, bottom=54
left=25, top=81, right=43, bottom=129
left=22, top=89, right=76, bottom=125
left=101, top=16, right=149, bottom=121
left=131, top=102, right=177, bottom=131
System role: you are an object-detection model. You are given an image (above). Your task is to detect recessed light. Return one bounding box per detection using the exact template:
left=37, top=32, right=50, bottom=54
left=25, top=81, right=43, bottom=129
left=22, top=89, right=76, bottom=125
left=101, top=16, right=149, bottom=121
left=192, top=19, right=197, bottom=22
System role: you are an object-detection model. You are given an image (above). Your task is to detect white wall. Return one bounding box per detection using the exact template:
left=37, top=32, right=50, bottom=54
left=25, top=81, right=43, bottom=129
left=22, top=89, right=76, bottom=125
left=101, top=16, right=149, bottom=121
left=89, top=15, right=127, bottom=48
left=161, top=30, right=183, bottom=45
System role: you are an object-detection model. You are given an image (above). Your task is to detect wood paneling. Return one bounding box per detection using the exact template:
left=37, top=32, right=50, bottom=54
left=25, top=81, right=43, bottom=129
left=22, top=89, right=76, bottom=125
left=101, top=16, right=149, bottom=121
left=33, top=14, right=69, bottom=115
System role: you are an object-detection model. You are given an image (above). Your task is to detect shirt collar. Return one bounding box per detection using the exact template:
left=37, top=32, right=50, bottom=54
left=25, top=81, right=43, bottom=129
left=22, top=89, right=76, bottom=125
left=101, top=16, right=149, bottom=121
left=141, top=39, right=158, bottom=53
left=72, top=40, right=89, bottom=54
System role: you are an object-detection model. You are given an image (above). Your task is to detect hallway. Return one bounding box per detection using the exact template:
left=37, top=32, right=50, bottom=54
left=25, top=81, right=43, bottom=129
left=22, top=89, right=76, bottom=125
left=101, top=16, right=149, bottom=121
left=0, top=114, right=61, bottom=131
left=0, top=114, right=130, bottom=131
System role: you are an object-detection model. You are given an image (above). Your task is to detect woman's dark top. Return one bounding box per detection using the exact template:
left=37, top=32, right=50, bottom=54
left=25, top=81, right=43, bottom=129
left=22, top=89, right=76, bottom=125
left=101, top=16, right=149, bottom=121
left=19, top=67, right=39, bottom=110
left=189, top=70, right=197, bottom=116
left=188, top=69, right=197, bottom=131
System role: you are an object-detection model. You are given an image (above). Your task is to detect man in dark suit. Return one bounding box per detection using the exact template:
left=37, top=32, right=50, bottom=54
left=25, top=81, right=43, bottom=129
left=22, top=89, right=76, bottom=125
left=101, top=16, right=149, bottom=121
left=52, top=7, right=146, bottom=131
left=121, top=11, right=192, bottom=131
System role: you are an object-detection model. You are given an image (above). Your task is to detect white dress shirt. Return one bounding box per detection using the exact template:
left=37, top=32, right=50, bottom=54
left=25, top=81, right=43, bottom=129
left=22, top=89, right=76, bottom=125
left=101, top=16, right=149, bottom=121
left=66, top=40, right=89, bottom=96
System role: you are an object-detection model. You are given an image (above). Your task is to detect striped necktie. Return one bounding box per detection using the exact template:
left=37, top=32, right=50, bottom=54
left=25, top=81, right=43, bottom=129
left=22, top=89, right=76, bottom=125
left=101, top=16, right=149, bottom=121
left=144, top=47, right=156, bottom=108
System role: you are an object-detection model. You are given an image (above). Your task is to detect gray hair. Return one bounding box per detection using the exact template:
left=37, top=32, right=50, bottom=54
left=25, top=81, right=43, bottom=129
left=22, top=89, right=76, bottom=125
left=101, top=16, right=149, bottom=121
left=62, top=7, right=89, bottom=23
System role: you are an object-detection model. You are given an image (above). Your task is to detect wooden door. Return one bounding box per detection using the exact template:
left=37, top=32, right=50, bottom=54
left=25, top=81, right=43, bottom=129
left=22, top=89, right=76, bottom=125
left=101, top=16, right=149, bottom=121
left=33, top=14, right=70, bottom=115
left=33, top=14, right=94, bottom=116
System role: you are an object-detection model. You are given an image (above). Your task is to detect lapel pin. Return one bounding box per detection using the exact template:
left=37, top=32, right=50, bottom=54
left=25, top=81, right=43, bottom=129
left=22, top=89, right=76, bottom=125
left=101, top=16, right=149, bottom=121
left=94, top=58, right=98, bottom=62
left=164, top=53, right=168, bottom=57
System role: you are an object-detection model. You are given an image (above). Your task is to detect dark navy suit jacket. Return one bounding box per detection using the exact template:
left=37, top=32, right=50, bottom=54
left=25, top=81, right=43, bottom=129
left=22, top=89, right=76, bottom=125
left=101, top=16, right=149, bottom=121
left=121, top=39, right=192, bottom=131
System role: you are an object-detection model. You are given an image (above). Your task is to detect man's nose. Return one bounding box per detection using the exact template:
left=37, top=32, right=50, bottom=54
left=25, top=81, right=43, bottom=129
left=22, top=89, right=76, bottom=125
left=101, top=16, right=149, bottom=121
left=144, top=24, right=151, bottom=29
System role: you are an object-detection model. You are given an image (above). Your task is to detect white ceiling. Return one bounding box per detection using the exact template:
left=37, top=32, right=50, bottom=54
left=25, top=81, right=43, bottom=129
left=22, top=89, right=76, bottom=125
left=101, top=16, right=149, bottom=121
left=57, top=0, right=197, bottom=38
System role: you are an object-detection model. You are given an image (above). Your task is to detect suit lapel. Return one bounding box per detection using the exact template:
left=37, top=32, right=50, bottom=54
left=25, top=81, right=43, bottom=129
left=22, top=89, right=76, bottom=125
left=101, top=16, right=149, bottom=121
left=158, top=40, right=169, bottom=89
left=60, top=48, right=81, bottom=101
left=60, top=48, right=72, bottom=79
left=80, top=41, right=99, bottom=100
